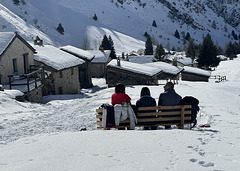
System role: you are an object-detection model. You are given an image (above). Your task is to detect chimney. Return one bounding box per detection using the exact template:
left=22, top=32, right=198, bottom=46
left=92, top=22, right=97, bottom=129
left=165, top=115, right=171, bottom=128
left=122, top=52, right=125, bottom=59
left=126, top=54, right=129, bottom=61
left=173, top=57, right=177, bottom=66
left=117, top=57, right=121, bottom=66
left=34, top=36, right=43, bottom=46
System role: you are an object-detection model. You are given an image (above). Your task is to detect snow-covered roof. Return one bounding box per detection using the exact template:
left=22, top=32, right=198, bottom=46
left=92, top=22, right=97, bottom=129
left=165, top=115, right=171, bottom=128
left=89, top=50, right=111, bottom=63
left=165, top=53, right=197, bottom=66
left=183, top=66, right=211, bottom=77
left=33, top=45, right=85, bottom=71
left=60, top=45, right=94, bottom=61
left=107, top=59, right=162, bottom=77
left=145, top=62, right=183, bottom=75
left=177, top=57, right=198, bottom=65
left=128, top=55, right=155, bottom=64
left=0, top=32, right=15, bottom=55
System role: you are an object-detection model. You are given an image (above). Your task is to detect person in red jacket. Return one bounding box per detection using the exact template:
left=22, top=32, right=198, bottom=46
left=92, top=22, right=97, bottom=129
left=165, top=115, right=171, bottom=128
left=111, top=83, right=131, bottom=106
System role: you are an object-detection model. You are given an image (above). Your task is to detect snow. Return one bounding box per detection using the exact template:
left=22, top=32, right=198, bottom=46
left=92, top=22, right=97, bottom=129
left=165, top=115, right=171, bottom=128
left=183, top=66, right=211, bottom=77
left=33, top=44, right=85, bottom=71
left=60, top=46, right=111, bottom=63
left=0, top=56, right=240, bottom=170
left=145, top=62, right=183, bottom=75
left=60, top=45, right=94, bottom=61
left=107, top=59, right=162, bottom=77
left=90, top=50, right=111, bottom=63
left=0, top=32, right=15, bottom=55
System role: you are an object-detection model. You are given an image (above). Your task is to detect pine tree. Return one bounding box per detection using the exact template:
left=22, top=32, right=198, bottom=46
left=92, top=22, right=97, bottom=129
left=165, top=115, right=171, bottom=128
left=171, top=46, right=176, bottom=51
left=93, top=13, right=98, bottom=21
left=197, top=33, right=220, bottom=69
left=13, top=0, right=20, bottom=5
left=152, top=20, right=157, bottom=27
left=174, top=30, right=180, bottom=39
left=57, top=23, right=64, bottom=35
left=144, top=32, right=150, bottom=38
left=99, top=35, right=116, bottom=59
left=154, top=44, right=165, bottom=61
left=186, top=39, right=196, bottom=59
left=211, top=20, right=217, bottom=29
left=108, top=35, right=116, bottom=59
left=225, top=42, right=235, bottom=59
left=185, top=32, right=191, bottom=41
left=144, top=37, right=153, bottom=55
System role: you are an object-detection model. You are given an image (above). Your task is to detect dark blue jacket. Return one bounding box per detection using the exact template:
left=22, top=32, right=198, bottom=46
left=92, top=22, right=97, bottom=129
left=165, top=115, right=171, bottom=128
left=158, top=88, right=182, bottom=106
left=136, top=95, right=156, bottom=113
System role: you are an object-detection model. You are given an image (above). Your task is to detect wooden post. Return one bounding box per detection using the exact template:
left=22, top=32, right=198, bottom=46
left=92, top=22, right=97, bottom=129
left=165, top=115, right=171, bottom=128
left=34, top=73, right=37, bottom=88
left=8, top=75, right=12, bottom=89
left=27, top=76, right=30, bottom=92
left=180, top=106, right=185, bottom=129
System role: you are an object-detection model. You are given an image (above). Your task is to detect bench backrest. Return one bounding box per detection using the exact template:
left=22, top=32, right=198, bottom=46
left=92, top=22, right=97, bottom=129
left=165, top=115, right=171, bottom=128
left=96, top=105, right=192, bottom=129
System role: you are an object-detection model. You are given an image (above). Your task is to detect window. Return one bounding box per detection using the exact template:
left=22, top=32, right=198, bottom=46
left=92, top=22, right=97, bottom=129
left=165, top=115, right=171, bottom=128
left=23, top=53, right=29, bottom=74
left=12, top=58, right=18, bottom=73
left=71, top=68, right=74, bottom=75
left=59, top=70, right=63, bottom=78
left=58, top=87, right=63, bottom=94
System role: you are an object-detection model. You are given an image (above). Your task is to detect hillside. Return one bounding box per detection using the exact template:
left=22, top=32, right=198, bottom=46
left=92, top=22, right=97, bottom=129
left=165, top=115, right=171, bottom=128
left=0, top=0, right=239, bottom=54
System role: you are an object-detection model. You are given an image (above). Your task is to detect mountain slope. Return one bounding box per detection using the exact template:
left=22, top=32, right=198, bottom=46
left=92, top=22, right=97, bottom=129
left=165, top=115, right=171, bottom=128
left=0, top=0, right=239, bottom=54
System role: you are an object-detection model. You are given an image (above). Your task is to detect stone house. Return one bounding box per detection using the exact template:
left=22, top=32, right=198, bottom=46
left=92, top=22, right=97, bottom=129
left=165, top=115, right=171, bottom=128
left=89, top=50, right=111, bottom=78
left=0, top=32, right=44, bottom=102
left=106, top=59, right=162, bottom=87
left=182, top=66, right=211, bottom=82
left=60, top=45, right=93, bottom=88
left=33, top=44, right=85, bottom=95
left=0, top=32, right=36, bottom=84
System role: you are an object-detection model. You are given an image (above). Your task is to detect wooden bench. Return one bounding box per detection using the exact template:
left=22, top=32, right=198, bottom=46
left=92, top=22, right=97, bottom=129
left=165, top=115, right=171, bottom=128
left=96, top=105, right=192, bottom=129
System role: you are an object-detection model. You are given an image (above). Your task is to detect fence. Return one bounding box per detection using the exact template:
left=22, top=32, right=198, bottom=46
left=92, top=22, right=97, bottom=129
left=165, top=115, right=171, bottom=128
left=8, top=66, right=44, bottom=92
left=210, top=75, right=226, bottom=83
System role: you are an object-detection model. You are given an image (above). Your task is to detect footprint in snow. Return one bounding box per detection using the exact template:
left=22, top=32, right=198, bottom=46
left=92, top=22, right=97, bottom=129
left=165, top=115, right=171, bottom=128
left=199, top=161, right=214, bottom=167
left=189, top=158, right=198, bottom=162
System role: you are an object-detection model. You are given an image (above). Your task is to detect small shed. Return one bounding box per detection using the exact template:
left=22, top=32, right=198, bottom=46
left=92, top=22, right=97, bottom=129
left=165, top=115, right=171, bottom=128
left=106, top=59, right=162, bottom=87
left=89, top=50, right=111, bottom=78
left=182, top=66, right=211, bottom=82
left=60, top=45, right=94, bottom=88
left=33, top=45, right=85, bottom=95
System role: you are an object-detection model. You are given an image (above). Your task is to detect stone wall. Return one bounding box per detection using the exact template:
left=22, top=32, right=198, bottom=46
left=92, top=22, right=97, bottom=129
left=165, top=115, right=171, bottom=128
left=26, top=85, right=43, bottom=103
left=51, top=66, right=80, bottom=94
left=90, top=63, right=106, bottom=78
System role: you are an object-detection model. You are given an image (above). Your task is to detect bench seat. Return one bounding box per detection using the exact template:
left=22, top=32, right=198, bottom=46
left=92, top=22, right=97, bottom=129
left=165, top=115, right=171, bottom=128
left=96, top=105, right=192, bottom=129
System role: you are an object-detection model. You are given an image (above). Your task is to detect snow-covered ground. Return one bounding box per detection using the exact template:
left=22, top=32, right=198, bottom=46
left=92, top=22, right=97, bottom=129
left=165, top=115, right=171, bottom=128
left=0, top=56, right=240, bottom=170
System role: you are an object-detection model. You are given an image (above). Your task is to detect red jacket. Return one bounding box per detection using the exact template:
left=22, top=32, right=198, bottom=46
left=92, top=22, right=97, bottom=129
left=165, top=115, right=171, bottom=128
left=111, top=93, right=131, bottom=106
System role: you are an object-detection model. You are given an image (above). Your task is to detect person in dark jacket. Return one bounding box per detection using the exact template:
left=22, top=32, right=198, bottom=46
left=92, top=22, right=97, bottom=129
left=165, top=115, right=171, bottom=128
left=158, top=82, right=182, bottom=129
left=136, top=87, right=157, bottom=130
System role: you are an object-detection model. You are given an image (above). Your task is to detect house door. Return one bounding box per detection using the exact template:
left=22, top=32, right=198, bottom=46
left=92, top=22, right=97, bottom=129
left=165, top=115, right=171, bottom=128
left=23, top=53, right=29, bottom=74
